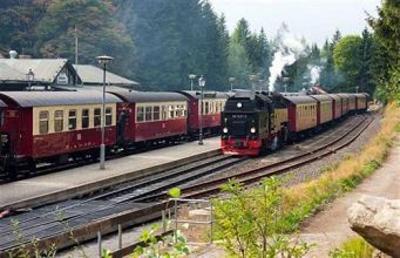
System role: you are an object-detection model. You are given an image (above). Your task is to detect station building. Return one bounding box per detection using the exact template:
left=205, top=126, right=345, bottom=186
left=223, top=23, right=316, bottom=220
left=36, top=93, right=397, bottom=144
left=0, top=51, right=138, bottom=91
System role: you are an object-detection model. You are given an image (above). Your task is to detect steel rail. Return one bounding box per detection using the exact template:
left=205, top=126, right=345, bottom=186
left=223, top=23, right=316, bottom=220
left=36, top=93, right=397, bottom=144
left=0, top=114, right=373, bottom=257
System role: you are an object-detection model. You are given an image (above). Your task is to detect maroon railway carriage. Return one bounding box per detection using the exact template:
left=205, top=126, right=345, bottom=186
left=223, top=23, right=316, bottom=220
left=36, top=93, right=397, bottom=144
left=309, top=95, right=333, bottom=126
left=327, top=94, right=342, bottom=120
left=0, top=91, right=121, bottom=176
left=354, top=93, right=368, bottom=111
left=108, top=90, right=188, bottom=145
left=177, top=91, right=229, bottom=136
left=336, top=94, right=350, bottom=115
left=347, top=94, right=356, bottom=112
left=281, top=95, right=318, bottom=134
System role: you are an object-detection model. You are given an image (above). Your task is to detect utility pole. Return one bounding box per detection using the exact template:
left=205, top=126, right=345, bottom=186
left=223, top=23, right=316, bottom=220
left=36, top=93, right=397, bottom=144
left=75, top=25, right=79, bottom=65
left=75, top=25, right=79, bottom=85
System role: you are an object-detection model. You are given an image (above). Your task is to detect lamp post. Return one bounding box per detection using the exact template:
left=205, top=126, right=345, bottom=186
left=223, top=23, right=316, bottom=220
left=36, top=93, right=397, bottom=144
left=198, top=75, right=206, bottom=145
left=26, top=68, right=34, bottom=90
left=189, top=74, right=196, bottom=91
left=96, top=55, right=113, bottom=170
left=229, top=77, right=235, bottom=91
left=356, top=86, right=359, bottom=93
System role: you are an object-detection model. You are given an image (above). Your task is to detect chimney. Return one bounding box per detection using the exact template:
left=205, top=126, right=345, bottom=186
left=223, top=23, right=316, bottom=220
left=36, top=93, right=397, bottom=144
left=9, top=50, right=18, bottom=59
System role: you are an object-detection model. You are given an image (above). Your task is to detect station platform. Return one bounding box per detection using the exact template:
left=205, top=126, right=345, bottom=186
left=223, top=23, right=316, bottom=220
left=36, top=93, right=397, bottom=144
left=0, top=137, right=220, bottom=210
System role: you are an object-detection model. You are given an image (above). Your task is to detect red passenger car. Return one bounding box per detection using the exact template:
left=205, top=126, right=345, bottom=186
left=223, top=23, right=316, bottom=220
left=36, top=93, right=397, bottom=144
left=309, top=95, right=333, bottom=126
left=0, top=91, right=121, bottom=177
left=337, top=94, right=350, bottom=115
left=354, top=93, right=368, bottom=111
left=109, top=90, right=188, bottom=145
left=282, top=95, right=318, bottom=134
left=327, top=94, right=342, bottom=119
left=177, top=91, right=228, bottom=136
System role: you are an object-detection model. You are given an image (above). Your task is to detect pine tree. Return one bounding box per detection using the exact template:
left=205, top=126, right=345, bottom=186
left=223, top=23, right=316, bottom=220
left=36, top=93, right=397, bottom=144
left=368, top=0, right=400, bottom=99
left=35, top=0, right=134, bottom=77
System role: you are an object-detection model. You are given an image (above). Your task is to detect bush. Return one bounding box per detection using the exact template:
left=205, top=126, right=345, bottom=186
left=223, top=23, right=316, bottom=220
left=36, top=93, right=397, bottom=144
left=213, top=178, right=312, bottom=258
left=329, top=237, right=374, bottom=258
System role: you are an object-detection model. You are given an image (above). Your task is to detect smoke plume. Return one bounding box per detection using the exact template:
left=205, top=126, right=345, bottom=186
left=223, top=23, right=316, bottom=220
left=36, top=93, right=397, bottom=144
left=268, top=23, right=307, bottom=92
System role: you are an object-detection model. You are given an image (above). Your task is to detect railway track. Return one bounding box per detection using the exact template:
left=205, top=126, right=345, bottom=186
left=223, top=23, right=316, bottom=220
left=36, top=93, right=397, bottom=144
left=0, top=154, right=247, bottom=255
left=0, top=114, right=373, bottom=257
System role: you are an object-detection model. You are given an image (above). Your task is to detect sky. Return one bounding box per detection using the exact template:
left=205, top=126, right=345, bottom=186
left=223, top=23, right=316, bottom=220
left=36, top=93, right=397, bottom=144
left=209, top=0, right=381, bottom=45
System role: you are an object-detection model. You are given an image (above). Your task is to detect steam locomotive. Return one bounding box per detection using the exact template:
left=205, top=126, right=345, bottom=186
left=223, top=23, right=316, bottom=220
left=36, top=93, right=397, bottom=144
left=221, top=91, right=368, bottom=156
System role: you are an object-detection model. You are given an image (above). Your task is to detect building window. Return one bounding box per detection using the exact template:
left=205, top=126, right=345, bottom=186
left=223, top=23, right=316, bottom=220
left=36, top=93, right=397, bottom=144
left=39, top=111, right=49, bottom=134
left=153, top=106, right=160, bottom=121
left=136, top=106, right=144, bottom=122
left=94, top=108, right=101, bottom=127
left=105, top=107, right=112, bottom=126
left=145, top=106, right=152, bottom=121
left=82, top=109, right=89, bottom=129
left=54, top=110, right=64, bottom=132
left=68, top=110, right=77, bottom=130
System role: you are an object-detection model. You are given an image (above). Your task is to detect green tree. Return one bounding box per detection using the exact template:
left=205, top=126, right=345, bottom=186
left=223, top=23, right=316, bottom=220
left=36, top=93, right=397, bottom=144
left=35, top=0, right=135, bottom=78
left=333, top=35, right=363, bottom=92
left=116, top=0, right=229, bottom=90
left=213, top=178, right=312, bottom=258
left=228, top=42, right=252, bottom=88
left=369, top=0, right=400, bottom=100
left=0, top=0, right=49, bottom=55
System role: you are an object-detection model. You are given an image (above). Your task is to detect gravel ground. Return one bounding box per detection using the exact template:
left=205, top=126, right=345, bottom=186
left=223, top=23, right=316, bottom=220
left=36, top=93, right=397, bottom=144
left=57, top=113, right=381, bottom=257
left=277, top=113, right=381, bottom=188
left=181, top=113, right=379, bottom=189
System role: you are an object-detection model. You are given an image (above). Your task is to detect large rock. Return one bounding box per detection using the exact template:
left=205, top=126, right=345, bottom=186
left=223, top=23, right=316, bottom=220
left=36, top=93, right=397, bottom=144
left=347, top=195, right=400, bottom=258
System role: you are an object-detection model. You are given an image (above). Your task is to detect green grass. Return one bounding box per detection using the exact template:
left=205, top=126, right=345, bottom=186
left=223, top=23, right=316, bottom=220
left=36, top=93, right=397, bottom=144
left=329, top=237, right=374, bottom=258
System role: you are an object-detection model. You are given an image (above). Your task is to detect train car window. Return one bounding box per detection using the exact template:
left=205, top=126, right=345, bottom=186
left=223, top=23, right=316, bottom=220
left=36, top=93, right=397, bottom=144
left=39, top=111, right=49, bottom=134
left=54, top=110, right=64, bottom=132
left=105, top=107, right=112, bottom=126
left=153, top=106, right=160, bottom=121
left=68, top=110, right=77, bottom=130
left=176, top=105, right=185, bottom=117
left=145, top=106, right=152, bottom=121
left=205, top=102, right=209, bottom=114
left=94, top=108, right=101, bottom=127
left=169, top=105, right=175, bottom=119
left=82, top=109, right=89, bottom=129
left=136, top=106, right=144, bottom=122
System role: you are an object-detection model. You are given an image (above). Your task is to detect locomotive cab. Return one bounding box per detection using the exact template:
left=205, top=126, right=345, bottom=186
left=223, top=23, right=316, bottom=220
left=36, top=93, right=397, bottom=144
left=221, top=92, right=272, bottom=156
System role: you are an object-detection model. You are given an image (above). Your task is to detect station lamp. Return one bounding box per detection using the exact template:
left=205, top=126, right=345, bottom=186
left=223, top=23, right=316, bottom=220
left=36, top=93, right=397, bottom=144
left=198, top=75, right=206, bottom=145
left=96, top=55, right=113, bottom=170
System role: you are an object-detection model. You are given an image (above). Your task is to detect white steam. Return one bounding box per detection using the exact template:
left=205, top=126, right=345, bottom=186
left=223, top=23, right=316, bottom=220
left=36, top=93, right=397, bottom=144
left=309, top=65, right=321, bottom=85
left=268, top=23, right=307, bottom=92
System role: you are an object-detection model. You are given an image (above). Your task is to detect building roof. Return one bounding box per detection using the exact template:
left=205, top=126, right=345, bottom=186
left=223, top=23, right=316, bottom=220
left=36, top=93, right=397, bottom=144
left=73, top=64, right=139, bottom=87
left=0, top=63, right=27, bottom=82
left=0, top=58, right=69, bottom=83
left=0, top=91, right=121, bottom=108
left=282, top=95, right=318, bottom=105
left=109, top=90, right=187, bottom=103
